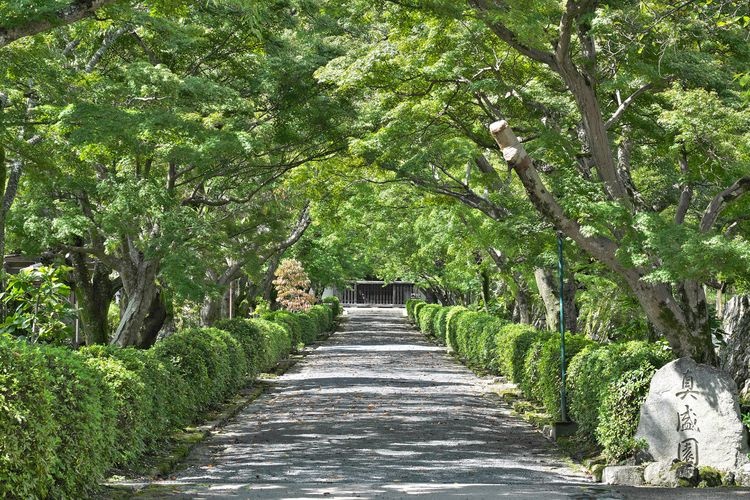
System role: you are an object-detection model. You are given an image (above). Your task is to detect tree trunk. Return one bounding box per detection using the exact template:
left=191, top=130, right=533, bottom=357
left=720, top=295, right=750, bottom=399
left=262, top=253, right=281, bottom=304
left=137, top=289, right=167, bottom=348
left=111, top=257, right=160, bottom=347
left=200, top=262, right=243, bottom=326
left=534, top=268, right=577, bottom=333
left=70, top=252, right=116, bottom=345
left=480, top=268, right=491, bottom=312
left=512, top=274, right=532, bottom=324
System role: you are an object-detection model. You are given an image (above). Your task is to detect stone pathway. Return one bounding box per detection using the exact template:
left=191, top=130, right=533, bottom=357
left=132, top=308, right=750, bottom=499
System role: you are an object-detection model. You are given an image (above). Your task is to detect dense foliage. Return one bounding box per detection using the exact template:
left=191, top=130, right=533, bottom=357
left=1, top=0, right=750, bottom=493
left=0, top=302, right=338, bottom=497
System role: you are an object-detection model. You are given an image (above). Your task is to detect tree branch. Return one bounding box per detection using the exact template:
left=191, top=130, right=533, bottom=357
left=467, top=0, right=556, bottom=68
left=0, top=0, right=122, bottom=49
left=489, top=120, right=631, bottom=277
left=700, top=176, right=750, bottom=233
left=85, top=25, right=129, bottom=72
left=604, top=81, right=657, bottom=130
left=675, top=147, right=692, bottom=224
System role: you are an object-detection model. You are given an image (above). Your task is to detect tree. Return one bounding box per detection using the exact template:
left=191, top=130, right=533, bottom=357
left=314, top=0, right=750, bottom=363
left=273, top=258, right=315, bottom=312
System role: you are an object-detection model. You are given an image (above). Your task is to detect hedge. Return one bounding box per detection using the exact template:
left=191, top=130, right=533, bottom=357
left=431, top=307, right=450, bottom=344
left=0, top=302, right=338, bottom=498
left=417, top=304, right=441, bottom=337
left=323, top=296, right=342, bottom=318
left=495, top=323, right=544, bottom=384
left=567, top=341, right=672, bottom=458
left=406, top=298, right=424, bottom=321
left=262, top=310, right=303, bottom=346
left=408, top=302, right=670, bottom=464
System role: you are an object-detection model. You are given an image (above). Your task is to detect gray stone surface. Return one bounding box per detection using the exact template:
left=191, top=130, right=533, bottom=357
left=635, top=357, right=749, bottom=470
left=643, top=462, right=679, bottom=487
left=123, top=309, right=750, bottom=498
left=602, top=465, right=645, bottom=486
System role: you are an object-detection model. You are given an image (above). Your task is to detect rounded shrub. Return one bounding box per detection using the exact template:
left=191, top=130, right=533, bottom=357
left=596, top=363, right=658, bottom=462
left=431, top=307, right=450, bottom=344
left=445, top=306, right=468, bottom=352
left=406, top=298, right=424, bottom=321
left=80, top=353, right=147, bottom=467
left=417, top=304, right=441, bottom=336
left=482, top=317, right=507, bottom=373
left=151, top=328, right=225, bottom=412
left=453, top=312, right=498, bottom=367
left=567, top=341, right=672, bottom=441
left=412, top=301, right=427, bottom=324
left=263, top=310, right=303, bottom=346
left=519, top=331, right=553, bottom=397
left=215, top=318, right=267, bottom=376
left=295, top=312, right=319, bottom=344
left=250, top=318, right=292, bottom=370
left=309, top=304, right=333, bottom=333
left=44, top=347, right=119, bottom=497
left=536, top=334, right=594, bottom=420
left=323, top=296, right=342, bottom=318
left=0, top=337, right=57, bottom=498
left=494, top=323, right=542, bottom=383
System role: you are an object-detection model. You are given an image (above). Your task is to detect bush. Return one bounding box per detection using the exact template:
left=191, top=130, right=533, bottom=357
left=432, top=307, right=450, bottom=344
left=596, top=363, right=658, bottom=462
left=417, top=304, right=441, bottom=336
left=151, top=328, right=240, bottom=412
left=536, top=334, right=594, bottom=420
left=445, top=306, right=468, bottom=352
left=519, top=331, right=553, bottom=396
left=0, top=338, right=117, bottom=498
left=323, top=296, right=342, bottom=317
left=406, top=298, right=424, bottom=321
left=40, top=345, right=117, bottom=497
left=263, top=310, right=303, bottom=347
left=0, top=308, right=302, bottom=498
left=215, top=318, right=267, bottom=376
left=494, top=323, right=542, bottom=383
left=250, top=318, right=292, bottom=370
left=482, top=317, right=507, bottom=373
left=295, top=312, right=320, bottom=344
left=567, top=341, right=672, bottom=441
left=0, top=337, right=57, bottom=498
left=412, top=301, right=427, bottom=324
left=309, top=304, right=333, bottom=333
left=453, top=311, right=499, bottom=367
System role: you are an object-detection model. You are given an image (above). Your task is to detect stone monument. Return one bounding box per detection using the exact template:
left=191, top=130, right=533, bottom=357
left=636, top=357, right=748, bottom=471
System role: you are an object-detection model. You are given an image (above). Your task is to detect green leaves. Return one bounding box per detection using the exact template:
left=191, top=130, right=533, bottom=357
left=0, top=266, right=76, bottom=343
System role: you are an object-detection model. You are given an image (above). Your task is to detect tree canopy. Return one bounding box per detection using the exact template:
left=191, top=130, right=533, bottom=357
left=1, top=0, right=749, bottom=364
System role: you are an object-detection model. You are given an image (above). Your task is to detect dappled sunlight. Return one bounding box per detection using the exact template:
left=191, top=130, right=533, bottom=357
left=140, top=307, right=593, bottom=498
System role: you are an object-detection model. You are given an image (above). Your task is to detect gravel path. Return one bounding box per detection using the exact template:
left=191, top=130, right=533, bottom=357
left=133, top=308, right=750, bottom=499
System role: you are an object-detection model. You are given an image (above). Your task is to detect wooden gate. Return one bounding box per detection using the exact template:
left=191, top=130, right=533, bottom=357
left=338, top=281, right=416, bottom=306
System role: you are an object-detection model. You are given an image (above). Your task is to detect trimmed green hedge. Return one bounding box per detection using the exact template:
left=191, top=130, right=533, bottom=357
left=568, top=341, right=671, bottom=460
left=323, top=296, right=342, bottom=318
left=262, top=311, right=303, bottom=347
left=495, top=323, right=544, bottom=384
left=0, top=302, right=337, bottom=498
left=409, top=302, right=670, bottom=464
left=406, top=298, right=424, bottom=321
left=417, top=304, right=441, bottom=337
left=431, top=307, right=450, bottom=344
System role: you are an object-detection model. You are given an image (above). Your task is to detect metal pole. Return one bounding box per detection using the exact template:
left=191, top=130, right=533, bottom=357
left=558, top=232, right=568, bottom=422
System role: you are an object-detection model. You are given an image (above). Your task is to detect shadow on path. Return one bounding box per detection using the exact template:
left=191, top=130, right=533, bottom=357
left=131, top=308, right=750, bottom=499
